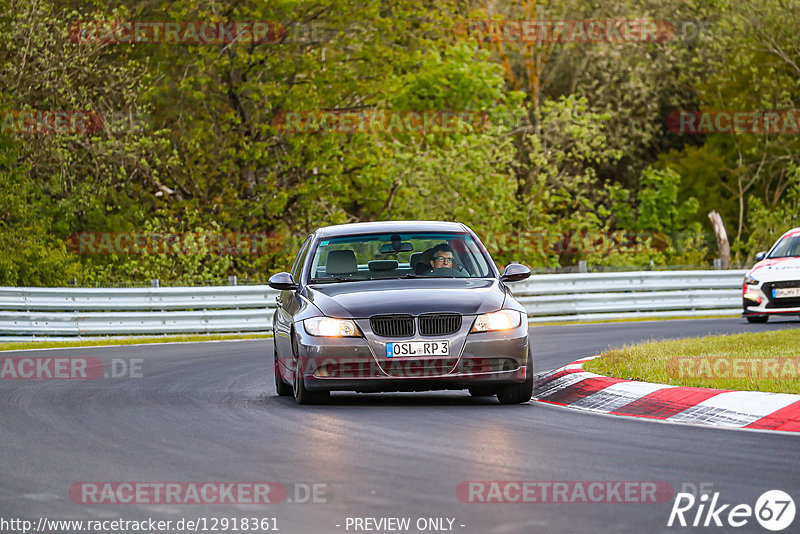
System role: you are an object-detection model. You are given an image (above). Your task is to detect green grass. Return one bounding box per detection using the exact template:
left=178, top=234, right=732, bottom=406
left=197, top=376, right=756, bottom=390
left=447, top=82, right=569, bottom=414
left=0, top=333, right=272, bottom=352
left=583, top=329, right=800, bottom=394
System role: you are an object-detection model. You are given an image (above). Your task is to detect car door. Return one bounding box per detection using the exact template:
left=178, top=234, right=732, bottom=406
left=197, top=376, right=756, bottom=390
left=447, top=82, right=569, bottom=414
left=274, top=235, right=312, bottom=373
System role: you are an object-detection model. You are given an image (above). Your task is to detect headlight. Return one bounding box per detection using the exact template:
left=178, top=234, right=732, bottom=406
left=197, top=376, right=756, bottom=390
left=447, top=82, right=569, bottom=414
left=471, top=310, right=523, bottom=332
left=744, top=274, right=760, bottom=285
left=304, top=317, right=360, bottom=337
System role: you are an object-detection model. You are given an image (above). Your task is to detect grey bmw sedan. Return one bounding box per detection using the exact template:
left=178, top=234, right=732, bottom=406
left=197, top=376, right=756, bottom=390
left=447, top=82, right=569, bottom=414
left=268, top=221, right=533, bottom=404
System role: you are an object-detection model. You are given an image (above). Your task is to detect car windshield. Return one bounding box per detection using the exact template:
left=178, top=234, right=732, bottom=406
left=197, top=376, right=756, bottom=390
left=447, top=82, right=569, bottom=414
left=307, top=232, right=495, bottom=282
left=769, top=235, right=800, bottom=258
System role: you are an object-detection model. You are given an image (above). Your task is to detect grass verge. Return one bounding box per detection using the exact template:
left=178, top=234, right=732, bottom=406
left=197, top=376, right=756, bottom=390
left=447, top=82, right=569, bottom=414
left=0, top=333, right=272, bottom=352
left=583, top=329, right=800, bottom=394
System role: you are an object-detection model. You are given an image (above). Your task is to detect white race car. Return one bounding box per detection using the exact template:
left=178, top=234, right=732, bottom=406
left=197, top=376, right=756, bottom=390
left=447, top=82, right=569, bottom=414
left=742, top=227, right=800, bottom=323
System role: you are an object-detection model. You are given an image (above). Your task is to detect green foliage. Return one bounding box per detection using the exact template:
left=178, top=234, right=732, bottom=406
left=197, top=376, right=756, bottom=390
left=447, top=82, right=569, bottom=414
left=0, top=223, right=86, bottom=286
left=599, top=167, right=707, bottom=267
left=89, top=215, right=234, bottom=284
left=669, top=0, right=800, bottom=256
left=656, top=145, right=734, bottom=229
left=633, top=168, right=699, bottom=233
left=0, top=130, right=86, bottom=285
left=0, top=0, right=798, bottom=284
left=380, top=43, right=524, bottom=249
left=744, top=164, right=800, bottom=260
left=491, top=95, right=621, bottom=267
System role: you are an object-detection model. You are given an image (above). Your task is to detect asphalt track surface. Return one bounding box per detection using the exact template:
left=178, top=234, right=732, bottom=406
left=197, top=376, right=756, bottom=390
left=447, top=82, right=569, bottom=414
left=1, top=318, right=800, bottom=534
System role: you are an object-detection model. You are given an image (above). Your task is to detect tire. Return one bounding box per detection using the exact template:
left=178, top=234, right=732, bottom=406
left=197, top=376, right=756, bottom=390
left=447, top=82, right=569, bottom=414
left=291, top=333, right=329, bottom=405
left=496, top=346, right=534, bottom=405
left=468, top=386, right=497, bottom=397
left=274, top=342, right=292, bottom=396
left=746, top=315, right=769, bottom=323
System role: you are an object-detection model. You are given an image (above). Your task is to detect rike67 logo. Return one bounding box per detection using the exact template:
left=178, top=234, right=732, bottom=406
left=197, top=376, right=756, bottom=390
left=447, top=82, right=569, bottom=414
left=668, top=489, right=795, bottom=531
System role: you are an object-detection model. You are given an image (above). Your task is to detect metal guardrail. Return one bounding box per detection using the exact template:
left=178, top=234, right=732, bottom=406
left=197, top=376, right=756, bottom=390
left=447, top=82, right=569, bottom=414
left=0, top=270, right=748, bottom=338
left=0, top=286, right=272, bottom=311
left=515, top=270, right=748, bottom=322
left=0, top=286, right=276, bottom=337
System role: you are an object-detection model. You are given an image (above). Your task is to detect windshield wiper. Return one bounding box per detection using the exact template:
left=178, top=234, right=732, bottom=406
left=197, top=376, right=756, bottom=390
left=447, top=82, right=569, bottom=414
left=309, top=276, right=363, bottom=283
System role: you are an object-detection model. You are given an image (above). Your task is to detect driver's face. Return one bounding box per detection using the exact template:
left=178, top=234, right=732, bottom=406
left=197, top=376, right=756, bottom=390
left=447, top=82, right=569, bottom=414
left=431, top=251, right=454, bottom=268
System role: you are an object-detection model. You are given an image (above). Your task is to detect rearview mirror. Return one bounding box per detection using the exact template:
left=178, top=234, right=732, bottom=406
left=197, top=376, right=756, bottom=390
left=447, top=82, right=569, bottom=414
left=380, top=242, right=413, bottom=253
left=268, top=272, right=298, bottom=290
left=501, top=263, right=531, bottom=283
left=755, top=251, right=767, bottom=261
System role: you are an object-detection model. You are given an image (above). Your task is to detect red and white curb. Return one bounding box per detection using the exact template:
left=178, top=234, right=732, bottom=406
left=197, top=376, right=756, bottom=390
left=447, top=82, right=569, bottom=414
left=533, top=356, right=800, bottom=433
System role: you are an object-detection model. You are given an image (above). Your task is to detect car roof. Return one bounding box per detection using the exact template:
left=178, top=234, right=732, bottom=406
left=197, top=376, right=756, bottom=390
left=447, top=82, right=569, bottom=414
left=780, top=227, right=800, bottom=238
left=315, top=220, right=469, bottom=238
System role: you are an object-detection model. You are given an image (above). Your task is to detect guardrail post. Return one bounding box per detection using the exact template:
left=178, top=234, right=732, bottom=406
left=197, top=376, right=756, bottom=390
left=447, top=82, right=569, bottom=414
left=228, top=275, right=237, bottom=286
left=713, top=258, right=722, bottom=270
left=578, top=260, right=587, bottom=273
left=150, top=279, right=159, bottom=288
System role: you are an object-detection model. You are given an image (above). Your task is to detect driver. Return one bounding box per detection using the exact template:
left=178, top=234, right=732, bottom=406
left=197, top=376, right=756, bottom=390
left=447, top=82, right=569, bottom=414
left=426, top=243, right=458, bottom=272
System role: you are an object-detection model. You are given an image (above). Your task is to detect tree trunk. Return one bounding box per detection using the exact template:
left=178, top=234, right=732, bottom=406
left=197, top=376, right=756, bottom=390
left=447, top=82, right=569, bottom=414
left=708, top=210, right=731, bottom=269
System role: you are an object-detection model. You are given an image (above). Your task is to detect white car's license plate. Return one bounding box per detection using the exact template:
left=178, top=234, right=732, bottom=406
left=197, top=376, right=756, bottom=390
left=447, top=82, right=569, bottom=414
left=773, top=287, right=800, bottom=298
left=386, top=341, right=449, bottom=357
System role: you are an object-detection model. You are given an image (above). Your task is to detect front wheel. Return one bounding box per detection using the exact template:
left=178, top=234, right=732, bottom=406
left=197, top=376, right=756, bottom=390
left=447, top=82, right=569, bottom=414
left=496, top=347, right=534, bottom=405
left=746, top=315, right=769, bottom=323
left=291, top=334, right=329, bottom=405
left=274, top=342, right=292, bottom=396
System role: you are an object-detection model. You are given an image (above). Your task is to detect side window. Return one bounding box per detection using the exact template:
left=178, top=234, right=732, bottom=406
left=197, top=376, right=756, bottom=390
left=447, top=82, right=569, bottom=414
left=290, top=236, right=312, bottom=282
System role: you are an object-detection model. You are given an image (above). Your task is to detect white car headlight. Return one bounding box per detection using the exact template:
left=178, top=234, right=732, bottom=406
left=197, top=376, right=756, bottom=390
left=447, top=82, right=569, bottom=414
left=471, top=310, right=523, bottom=332
left=304, top=317, right=360, bottom=337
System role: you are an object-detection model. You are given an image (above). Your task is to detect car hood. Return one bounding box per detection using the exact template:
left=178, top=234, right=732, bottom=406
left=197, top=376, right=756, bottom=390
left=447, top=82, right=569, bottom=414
left=748, top=257, right=800, bottom=282
left=305, top=278, right=506, bottom=318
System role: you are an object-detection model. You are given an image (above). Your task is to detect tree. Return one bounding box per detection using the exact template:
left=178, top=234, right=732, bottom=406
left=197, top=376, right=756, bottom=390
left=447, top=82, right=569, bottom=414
left=0, top=126, right=86, bottom=285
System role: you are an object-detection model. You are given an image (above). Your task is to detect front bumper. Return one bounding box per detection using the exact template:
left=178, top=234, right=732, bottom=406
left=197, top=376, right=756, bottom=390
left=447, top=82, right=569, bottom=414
left=292, top=319, right=530, bottom=392
left=743, top=280, right=800, bottom=316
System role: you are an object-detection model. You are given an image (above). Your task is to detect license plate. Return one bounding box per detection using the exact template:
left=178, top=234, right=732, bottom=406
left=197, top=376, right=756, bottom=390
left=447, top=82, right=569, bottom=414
left=386, top=341, right=449, bottom=357
left=773, top=287, right=800, bottom=298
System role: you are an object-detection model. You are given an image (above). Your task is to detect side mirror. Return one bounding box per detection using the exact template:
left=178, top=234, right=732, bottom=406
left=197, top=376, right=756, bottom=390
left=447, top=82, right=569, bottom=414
left=755, top=251, right=767, bottom=262
left=268, top=272, right=298, bottom=290
left=501, top=263, right=531, bottom=283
